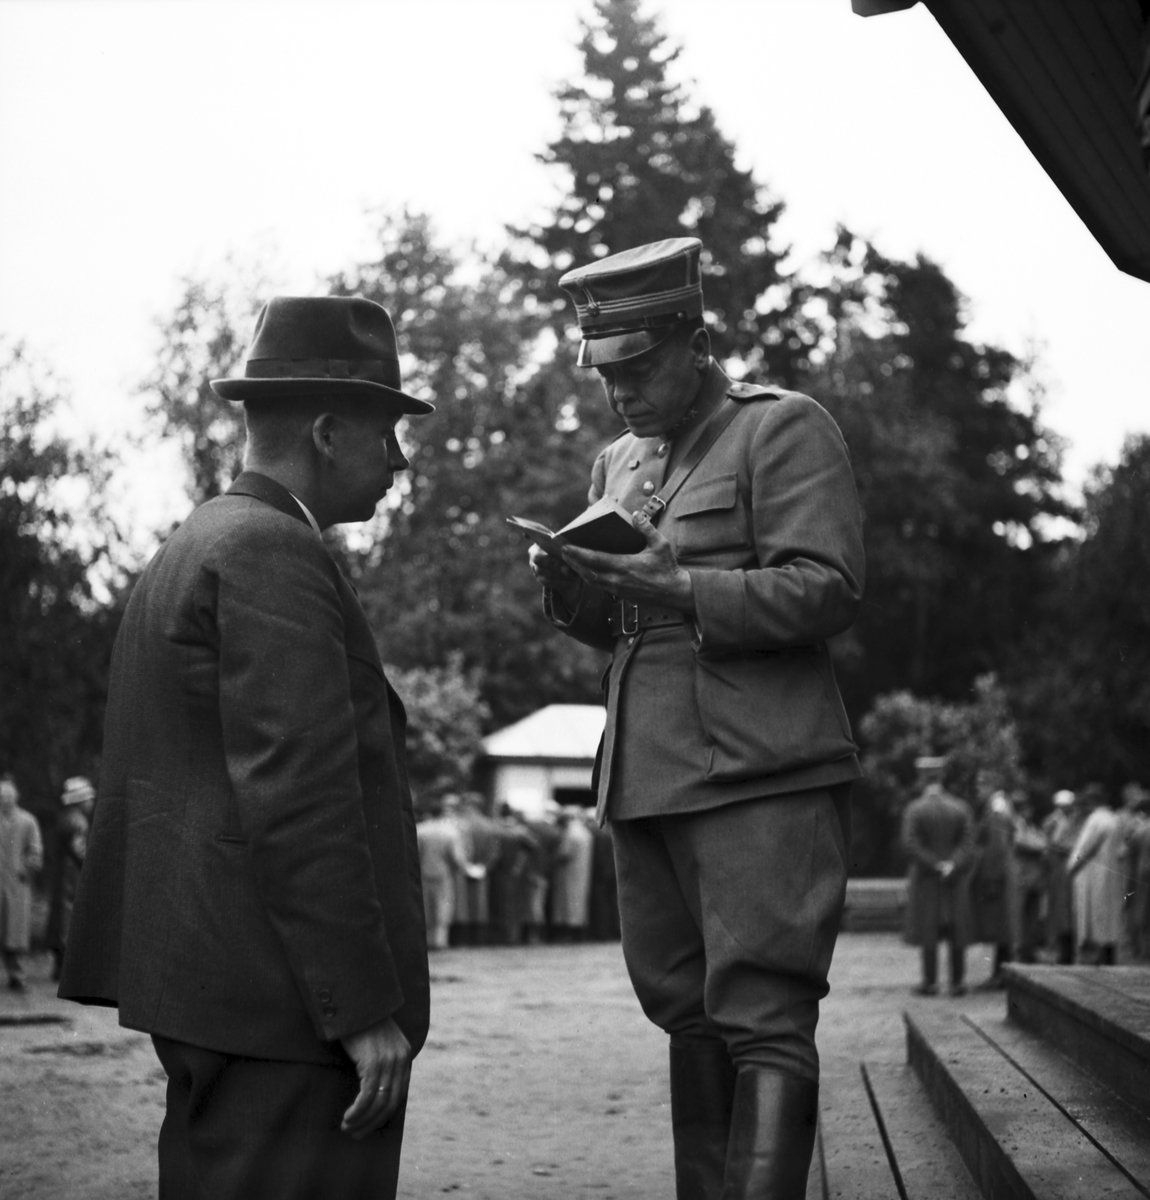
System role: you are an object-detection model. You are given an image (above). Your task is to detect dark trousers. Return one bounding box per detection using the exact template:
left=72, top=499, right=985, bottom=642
left=611, top=784, right=850, bottom=1083
left=921, top=937, right=965, bottom=988
left=152, top=1035, right=406, bottom=1200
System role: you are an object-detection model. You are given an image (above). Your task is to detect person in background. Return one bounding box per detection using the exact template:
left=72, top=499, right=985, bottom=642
left=0, top=773, right=43, bottom=992
left=448, top=794, right=500, bottom=947
left=1127, top=789, right=1150, bottom=960
left=1043, top=789, right=1080, bottom=964
left=417, top=801, right=482, bottom=952
left=1068, top=782, right=1124, bottom=965
left=47, top=775, right=96, bottom=982
left=1011, top=793, right=1048, bottom=965
left=901, top=757, right=975, bottom=997
left=551, top=808, right=595, bottom=943
left=971, top=772, right=1015, bottom=989
left=1117, top=782, right=1148, bottom=958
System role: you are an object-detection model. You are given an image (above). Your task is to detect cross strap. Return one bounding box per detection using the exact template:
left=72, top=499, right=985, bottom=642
left=637, top=395, right=742, bottom=524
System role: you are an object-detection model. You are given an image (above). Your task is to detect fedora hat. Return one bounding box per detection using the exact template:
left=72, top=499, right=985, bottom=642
left=210, top=295, right=434, bottom=414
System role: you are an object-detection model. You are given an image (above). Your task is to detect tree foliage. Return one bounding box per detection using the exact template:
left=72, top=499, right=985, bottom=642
left=140, top=264, right=267, bottom=506
left=328, top=210, right=616, bottom=728
left=384, top=653, right=490, bottom=810
left=1009, top=434, right=1150, bottom=789
left=800, top=232, right=1069, bottom=715
left=0, top=342, right=129, bottom=822
left=508, top=0, right=800, bottom=381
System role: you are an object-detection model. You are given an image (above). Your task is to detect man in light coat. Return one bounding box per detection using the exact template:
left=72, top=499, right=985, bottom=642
left=1068, top=781, right=1124, bottom=964
left=0, top=774, right=43, bottom=991
left=59, top=296, right=432, bottom=1200
left=526, top=238, right=863, bottom=1199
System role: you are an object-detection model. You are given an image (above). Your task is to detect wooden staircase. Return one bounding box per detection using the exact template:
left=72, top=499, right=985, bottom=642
left=812, top=965, right=1150, bottom=1198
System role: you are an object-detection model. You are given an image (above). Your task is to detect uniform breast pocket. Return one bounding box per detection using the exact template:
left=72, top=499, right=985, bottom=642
left=672, top=473, right=749, bottom=556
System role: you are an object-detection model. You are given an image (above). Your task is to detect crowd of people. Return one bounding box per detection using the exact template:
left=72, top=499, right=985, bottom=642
left=415, top=795, right=620, bottom=951
left=902, top=755, right=1150, bottom=996
left=0, top=772, right=93, bottom=992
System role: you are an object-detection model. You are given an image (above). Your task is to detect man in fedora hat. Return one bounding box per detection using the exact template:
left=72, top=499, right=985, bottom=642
left=524, top=238, right=864, bottom=1198
left=59, top=295, right=433, bottom=1200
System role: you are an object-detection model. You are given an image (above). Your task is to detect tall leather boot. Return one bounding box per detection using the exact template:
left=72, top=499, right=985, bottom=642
left=721, top=1069, right=819, bottom=1200
left=670, top=1042, right=737, bottom=1200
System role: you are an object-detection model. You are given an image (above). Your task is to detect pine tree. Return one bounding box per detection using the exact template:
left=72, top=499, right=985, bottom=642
left=508, top=0, right=802, bottom=381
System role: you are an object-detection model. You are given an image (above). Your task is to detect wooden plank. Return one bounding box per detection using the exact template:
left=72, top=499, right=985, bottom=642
left=968, top=1013, right=1150, bottom=1189
left=907, top=1009, right=1146, bottom=1199
left=862, top=1062, right=982, bottom=1199
left=816, top=1064, right=901, bottom=1198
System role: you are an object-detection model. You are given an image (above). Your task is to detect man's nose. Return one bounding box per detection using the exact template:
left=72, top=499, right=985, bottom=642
left=388, top=436, right=409, bottom=472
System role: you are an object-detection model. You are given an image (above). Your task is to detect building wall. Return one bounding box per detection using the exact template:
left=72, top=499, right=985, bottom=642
left=489, top=762, right=595, bottom=818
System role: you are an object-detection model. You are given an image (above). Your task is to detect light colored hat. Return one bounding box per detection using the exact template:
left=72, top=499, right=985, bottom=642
left=915, top=755, right=946, bottom=771
left=62, top=776, right=95, bottom=806
left=1052, top=789, right=1075, bottom=808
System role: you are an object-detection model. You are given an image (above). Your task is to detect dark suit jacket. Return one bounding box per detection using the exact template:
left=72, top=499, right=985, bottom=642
left=549, top=375, right=865, bottom=821
left=59, top=472, right=429, bottom=1065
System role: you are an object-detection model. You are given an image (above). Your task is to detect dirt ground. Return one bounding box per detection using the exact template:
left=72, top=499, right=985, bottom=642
left=0, top=934, right=1006, bottom=1198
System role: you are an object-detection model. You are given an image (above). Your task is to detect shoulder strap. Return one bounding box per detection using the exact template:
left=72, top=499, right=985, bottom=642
left=639, top=396, right=742, bottom=523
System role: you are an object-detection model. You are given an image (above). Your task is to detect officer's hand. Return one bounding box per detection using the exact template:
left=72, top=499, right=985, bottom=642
left=561, top=511, right=693, bottom=611
left=528, top=543, right=579, bottom=588
left=339, top=1017, right=412, bottom=1138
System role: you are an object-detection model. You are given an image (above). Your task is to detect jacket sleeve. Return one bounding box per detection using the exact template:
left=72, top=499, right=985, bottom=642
left=205, top=520, right=403, bottom=1043
left=688, top=395, right=865, bottom=653
left=541, top=446, right=617, bottom=651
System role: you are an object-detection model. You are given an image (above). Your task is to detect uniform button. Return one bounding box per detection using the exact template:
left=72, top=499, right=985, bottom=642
left=656, top=443, right=668, bottom=458
left=627, top=636, right=635, bottom=646
left=642, top=480, right=655, bottom=494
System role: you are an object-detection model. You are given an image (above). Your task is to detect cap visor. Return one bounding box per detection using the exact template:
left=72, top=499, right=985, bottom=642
left=577, top=326, right=677, bottom=367
left=209, top=376, right=434, bottom=415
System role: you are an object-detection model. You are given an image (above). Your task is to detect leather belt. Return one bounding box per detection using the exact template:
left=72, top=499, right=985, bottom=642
left=607, top=599, right=684, bottom=638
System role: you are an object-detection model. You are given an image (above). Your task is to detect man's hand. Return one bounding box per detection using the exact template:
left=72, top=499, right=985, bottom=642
left=561, top=511, right=694, bottom=612
left=339, top=1017, right=412, bottom=1138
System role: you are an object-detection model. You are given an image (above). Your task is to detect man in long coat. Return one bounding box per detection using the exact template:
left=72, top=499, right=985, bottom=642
left=1068, top=782, right=1125, bottom=964
left=1043, top=789, right=1081, bottom=963
left=526, top=238, right=863, bottom=1199
left=901, top=757, right=975, bottom=996
left=0, top=774, right=43, bottom=991
left=58, top=296, right=432, bottom=1200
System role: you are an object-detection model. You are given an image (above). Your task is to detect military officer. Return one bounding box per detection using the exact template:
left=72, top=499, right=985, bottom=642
left=525, top=238, right=864, bottom=1200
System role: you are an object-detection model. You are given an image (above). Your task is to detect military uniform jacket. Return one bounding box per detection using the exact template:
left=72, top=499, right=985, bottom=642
left=549, top=376, right=865, bottom=823
left=59, top=472, right=430, bottom=1065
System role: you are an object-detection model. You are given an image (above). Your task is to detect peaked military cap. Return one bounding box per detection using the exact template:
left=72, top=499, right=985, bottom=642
left=558, top=237, right=705, bottom=367
left=210, top=295, right=434, bottom=414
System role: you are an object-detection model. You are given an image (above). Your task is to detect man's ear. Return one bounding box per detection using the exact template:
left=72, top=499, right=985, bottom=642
left=689, top=327, right=711, bottom=369
left=311, top=411, right=338, bottom=461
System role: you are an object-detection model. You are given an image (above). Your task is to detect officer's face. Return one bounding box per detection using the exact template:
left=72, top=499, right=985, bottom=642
left=596, top=330, right=706, bottom=439
left=327, top=408, right=410, bottom=523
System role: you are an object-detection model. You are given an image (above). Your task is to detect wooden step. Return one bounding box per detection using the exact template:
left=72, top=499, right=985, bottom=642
left=1003, top=964, right=1150, bottom=1115
left=907, top=1007, right=1150, bottom=1199
left=840, top=878, right=907, bottom=933
left=809, top=1058, right=980, bottom=1198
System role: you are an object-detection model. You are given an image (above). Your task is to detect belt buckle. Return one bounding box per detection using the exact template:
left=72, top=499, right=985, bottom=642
left=619, top=600, right=639, bottom=636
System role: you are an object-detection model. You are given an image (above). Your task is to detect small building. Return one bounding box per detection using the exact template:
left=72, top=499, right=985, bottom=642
left=479, top=704, right=605, bottom=818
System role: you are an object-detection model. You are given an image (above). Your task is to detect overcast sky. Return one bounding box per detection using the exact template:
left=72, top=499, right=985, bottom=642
left=2, top=0, right=1148, bottom=536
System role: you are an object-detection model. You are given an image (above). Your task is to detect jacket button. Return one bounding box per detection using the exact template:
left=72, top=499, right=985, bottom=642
left=642, top=480, right=655, bottom=494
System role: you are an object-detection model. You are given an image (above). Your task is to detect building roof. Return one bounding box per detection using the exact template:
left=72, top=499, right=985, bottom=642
left=481, top=704, right=605, bottom=762
left=855, top=0, right=1150, bottom=284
